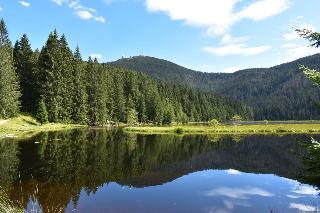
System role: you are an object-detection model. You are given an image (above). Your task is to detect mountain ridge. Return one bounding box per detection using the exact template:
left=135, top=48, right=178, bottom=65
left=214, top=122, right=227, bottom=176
left=109, top=54, right=320, bottom=120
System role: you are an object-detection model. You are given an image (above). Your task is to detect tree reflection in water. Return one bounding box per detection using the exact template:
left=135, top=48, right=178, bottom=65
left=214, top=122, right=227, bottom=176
left=0, top=129, right=319, bottom=212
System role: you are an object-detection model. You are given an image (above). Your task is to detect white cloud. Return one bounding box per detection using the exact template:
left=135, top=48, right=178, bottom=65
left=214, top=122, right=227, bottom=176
left=0, top=6, right=2, bottom=11
left=75, top=10, right=93, bottom=19
left=52, top=0, right=106, bottom=23
left=90, top=54, right=103, bottom=61
left=292, top=185, right=319, bottom=196
left=204, top=43, right=271, bottom=56
left=52, top=0, right=65, bottom=5
left=205, top=187, right=274, bottom=199
left=282, top=43, right=320, bottom=62
left=225, top=169, right=241, bottom=174
left=286, top=194, right=302, bottom=199
left=221, top=34, right=249, bottom=44
left=283, top=32, right=300, bottom=41
left=289, top=203, right=317, bottom=212
left=235, top=0, right=290, bottom=21
left=19, top=1, right=30, bottom=7
left=146, top=0, right=291, bottom=35
left=283, top=22, right=316, bottom=41
left=281, top=17, right=319, bottom=61
left=94, top=16, right=106, bottom=23
left=222, top=66, right=241, bottom=73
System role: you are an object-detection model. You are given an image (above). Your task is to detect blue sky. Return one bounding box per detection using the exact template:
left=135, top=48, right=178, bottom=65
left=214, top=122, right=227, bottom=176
left=0, top=0, right=319, bottom=73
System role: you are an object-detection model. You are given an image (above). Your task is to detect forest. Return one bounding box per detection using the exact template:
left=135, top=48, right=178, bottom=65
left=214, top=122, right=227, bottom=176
left=111, top=54, right=320, bottom=120
left=0, top=19, right=250, bottom=126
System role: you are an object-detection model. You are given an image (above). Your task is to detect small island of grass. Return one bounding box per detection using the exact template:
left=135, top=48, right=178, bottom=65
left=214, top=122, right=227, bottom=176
left=124, top=123, right=320, bottom=135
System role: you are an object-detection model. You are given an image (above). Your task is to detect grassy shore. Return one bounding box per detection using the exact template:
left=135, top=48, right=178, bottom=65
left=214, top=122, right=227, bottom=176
left=0, top=115, right=85, bottom=139
left=124, top=123, right=320, bottom=135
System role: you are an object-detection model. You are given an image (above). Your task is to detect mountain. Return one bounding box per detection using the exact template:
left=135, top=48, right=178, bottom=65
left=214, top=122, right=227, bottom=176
left=109, top=54, right=320, bottom=120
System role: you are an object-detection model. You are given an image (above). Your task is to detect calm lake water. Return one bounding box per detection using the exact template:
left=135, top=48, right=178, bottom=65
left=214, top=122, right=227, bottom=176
left=0, top=129, right=319, bottom=213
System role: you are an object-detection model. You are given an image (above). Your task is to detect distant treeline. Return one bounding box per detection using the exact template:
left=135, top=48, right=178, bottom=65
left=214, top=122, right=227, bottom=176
left=110, top=55, right=320, bottom=120
left=0, top=19, right=250, bottom=125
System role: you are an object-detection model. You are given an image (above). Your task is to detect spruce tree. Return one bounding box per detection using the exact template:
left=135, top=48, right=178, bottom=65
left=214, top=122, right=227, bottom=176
left=71, top=46, right=88, bottom=124
left=13, top=34, right=37, bottom=112
left=57, top=34, right=73, bottom=123
left=36, top=98, right=48, bottom=124
left=86, top=57, right=108, bottom=126
left=0, top=19, right=21, bottom=118
left=86, top=57, right=95, bottom=125
left=37, top=30, right=61, bottom=122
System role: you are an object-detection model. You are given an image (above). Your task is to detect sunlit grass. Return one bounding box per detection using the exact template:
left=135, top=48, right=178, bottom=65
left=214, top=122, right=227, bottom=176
left=124, top=123, right=320, bottom=135
left=0, top=115, right=85, bottom=139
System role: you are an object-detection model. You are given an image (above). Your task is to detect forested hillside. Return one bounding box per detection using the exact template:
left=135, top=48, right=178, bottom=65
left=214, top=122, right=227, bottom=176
left=110, top=55, right=320, bottom=120
left=0, top=19, right=250, bottom=125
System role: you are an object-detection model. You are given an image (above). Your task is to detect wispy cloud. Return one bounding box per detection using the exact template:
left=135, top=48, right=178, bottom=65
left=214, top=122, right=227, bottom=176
left=90, top=54, right=103, bottom=61
left=281, top=17, right=319, bottom=62
left=221, top=34, right=249, bottom=45
left=146, top=0, right=291, bottom=35
left=51, top=0, right=106, bottom=23
left=289, top=203, right=317, bottom=212
left=225, top=169, right=241, bottom=175
left=282, top=43, right=320, bottom=62
left=0, top=6, right=2, bottom=11
left=204, top=43, right=271, bottom=56
left=292, top=185, right=319, bottom=196
left=19, top=1, right=30, bottom=7
left=205, top=187, right=274, bottom=199
left=283, top=17, right=316, bottom=41
left=75, top=10, right=93, bottom=19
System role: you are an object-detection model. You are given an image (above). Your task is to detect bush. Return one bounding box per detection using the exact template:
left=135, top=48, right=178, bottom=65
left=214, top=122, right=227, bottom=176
left=231, top=115, right=243, bottom=122
left=174, top=127, right=184, bottom=134
left=208, top=119, right=219, bottom=127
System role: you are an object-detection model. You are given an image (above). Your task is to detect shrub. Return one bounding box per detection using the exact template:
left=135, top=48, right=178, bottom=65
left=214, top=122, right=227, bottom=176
left=174, top=127, right=184, bottom=134
left=231, top=115, right=243, bottom=124
left=208, top=119, right=219, bottom=127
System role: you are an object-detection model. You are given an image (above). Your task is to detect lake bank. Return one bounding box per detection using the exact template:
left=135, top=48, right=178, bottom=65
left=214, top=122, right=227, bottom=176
left=0, top=115, right=85, bottom=139
left=124, top=123, right=320, bottom=135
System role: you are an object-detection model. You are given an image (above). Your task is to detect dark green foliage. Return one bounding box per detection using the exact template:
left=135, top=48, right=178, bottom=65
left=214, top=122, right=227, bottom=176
left=36, top=98, right=48, bottom=124
left=0, top=19, right=21, bottom=118
left=71, top=46, right=88, bottom=124
left=174, top=127, right=184, bottom=134
left=296, top=28, right=320, bottom=48
left=3, top=20, right=250, bottom=125
left=37, top=30, right=61, bottom=122
left=13, top=34, right=37, bottom=112
left=86, top=58, right=108, bottom=126
left=110, top=55, right=320, bottom=120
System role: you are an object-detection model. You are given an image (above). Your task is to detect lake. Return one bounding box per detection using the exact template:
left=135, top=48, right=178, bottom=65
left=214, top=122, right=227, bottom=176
left=0, top=129, right=319, bottom=213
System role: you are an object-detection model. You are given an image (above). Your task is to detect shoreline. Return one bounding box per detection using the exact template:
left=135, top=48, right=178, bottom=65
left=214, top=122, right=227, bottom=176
left=123, top=123, right=320, bottom=135
left=0, top=115, right=86, bottom=139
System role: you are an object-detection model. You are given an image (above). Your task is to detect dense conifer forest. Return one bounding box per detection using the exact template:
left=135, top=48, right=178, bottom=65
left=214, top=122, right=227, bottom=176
left=0, top=19, right=250, bottom=125
left=110, top=54, right=320, bottom=120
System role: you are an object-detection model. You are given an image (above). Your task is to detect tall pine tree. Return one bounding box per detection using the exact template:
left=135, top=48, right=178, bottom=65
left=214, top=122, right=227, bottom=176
left=13, top=34, right=37, bottom=113
left=0, top=19, right=21, bottom=118
left=37, top=30, right=61, bottom=122
left=71, top=46, right=88, bottom=124
left=57, top=34, right=74, bottom=123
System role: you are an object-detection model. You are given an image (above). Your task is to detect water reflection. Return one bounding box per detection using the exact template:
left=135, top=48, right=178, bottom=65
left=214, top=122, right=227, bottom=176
left=0, top=129, right=319, bottom=212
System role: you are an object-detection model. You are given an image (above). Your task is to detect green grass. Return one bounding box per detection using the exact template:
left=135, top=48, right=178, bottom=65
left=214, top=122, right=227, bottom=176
left=124, top=123, right=320, bottom=135
left=0, top=115, right=85, bottom=139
